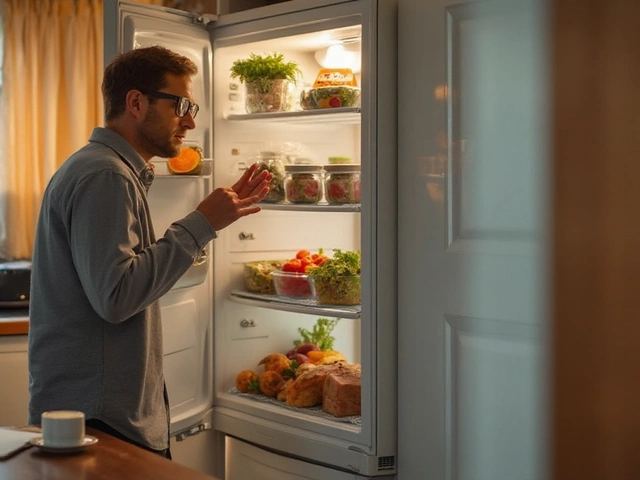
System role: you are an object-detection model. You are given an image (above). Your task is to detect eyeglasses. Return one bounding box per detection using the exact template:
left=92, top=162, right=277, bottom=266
left=141, top=90, right=200, bottom=119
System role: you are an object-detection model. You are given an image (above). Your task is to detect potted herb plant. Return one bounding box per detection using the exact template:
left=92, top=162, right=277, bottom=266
left=230, top=52, right=301, bottom=113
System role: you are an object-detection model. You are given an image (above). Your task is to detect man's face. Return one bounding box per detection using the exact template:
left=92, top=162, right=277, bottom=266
left=137, top=74, right=197, bottom=159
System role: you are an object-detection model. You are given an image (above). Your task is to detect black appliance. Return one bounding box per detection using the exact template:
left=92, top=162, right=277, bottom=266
left=0, top=261, right=31, bottom=307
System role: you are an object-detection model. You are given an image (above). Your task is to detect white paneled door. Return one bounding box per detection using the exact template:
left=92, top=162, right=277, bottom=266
left=398, top=0, right=549, bottom=479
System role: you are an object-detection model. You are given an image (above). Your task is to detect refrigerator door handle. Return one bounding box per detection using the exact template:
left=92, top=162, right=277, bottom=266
left=173, top=421, right=212, bottom=442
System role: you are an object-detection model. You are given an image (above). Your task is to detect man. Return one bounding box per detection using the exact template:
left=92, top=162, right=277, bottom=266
left=27, top=45, right=272, bottom=458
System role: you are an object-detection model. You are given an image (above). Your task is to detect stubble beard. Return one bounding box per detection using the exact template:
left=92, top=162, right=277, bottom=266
left=138, top=108, right=180, bottom=159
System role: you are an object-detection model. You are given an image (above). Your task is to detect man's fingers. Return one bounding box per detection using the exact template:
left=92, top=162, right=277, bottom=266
left=236, top=187, right=269, bottom=207
left=231, top=163, right=261, bottom=193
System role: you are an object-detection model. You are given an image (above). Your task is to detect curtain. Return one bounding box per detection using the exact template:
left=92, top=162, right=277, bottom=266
left=0, top=0, right=103, bottom=260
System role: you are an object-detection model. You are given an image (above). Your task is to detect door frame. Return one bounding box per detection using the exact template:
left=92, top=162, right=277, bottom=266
left=552, top=1, right=640, bottom=478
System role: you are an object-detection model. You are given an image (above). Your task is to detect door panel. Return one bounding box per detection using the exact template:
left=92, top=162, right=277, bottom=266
left=398, top=0, right=550, bottom=478
left=103, top=0, right=215, bottom=436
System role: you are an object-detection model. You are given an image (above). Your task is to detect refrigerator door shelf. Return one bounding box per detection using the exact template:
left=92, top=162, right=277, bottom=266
left=172, top=254, right=209, bottom=290
left=152, top=159, right=213, bottom=177
left=229, top=290, right=361, bottom=319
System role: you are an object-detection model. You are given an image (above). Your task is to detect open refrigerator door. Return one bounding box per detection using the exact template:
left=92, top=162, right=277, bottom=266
left=103, top=0, right=216, bottom=441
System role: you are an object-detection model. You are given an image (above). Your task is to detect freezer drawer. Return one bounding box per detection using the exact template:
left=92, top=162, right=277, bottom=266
left=225, top=436, right=392, bottom=480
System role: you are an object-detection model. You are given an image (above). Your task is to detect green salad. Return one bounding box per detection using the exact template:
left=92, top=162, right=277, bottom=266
left=300, top=86, right=361, bottom=110
left=308, top=249, right=361, bottom=305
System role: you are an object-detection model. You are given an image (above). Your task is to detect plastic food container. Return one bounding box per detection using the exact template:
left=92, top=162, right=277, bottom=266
left=300, top=86, right=361, bottom=110
left=309, top=275, right=361, bottom=306
left=323, top=164, right=361, bottom=204
left=243, top=260, right=286, bottom=294
left=271, top=270, right=314, bottom=299
left=284, top=165, right=323, bottom=204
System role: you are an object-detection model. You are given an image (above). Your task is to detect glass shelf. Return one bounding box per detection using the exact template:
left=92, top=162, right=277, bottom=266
left=258, top=202, right=360, bottom=213
left=226, top=107, right=361, bottom=125
left=229, top=290, right=361, bottom=319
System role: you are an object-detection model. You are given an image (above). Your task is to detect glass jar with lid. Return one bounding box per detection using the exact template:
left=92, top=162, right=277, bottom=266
left=323, top=164, right=361, bottom=204
left=256, top=151, right=286, bottom=203
left=284, top=164, right=323, bottom=204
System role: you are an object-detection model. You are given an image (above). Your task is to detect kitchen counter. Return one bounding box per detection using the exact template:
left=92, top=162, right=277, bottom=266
left=0, top=309, right=29, bottom=336
left=0, top=427, right=219, bottom=480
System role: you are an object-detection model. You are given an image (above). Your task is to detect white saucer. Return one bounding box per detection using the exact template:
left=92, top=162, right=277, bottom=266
left=29, top=435, right=98, bottom=454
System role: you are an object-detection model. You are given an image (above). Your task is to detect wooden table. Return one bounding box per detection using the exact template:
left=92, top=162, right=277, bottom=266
left=0, top=309, right=29, bottom=336
left=0, top=427, right=219, bottom=480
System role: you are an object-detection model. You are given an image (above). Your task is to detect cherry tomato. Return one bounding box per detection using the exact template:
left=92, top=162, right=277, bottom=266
left=282, top=259, right=302, bottom=272
left=296, top=250, right=311, bottom=260
left=314, top=257, right=327, bottom=266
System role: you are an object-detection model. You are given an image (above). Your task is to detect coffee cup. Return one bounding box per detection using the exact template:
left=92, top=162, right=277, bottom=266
left=41, top=410, right=85, bottom=447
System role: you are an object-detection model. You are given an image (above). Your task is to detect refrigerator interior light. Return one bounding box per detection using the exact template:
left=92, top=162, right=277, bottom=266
left=314, top=38, right=361, bottom=73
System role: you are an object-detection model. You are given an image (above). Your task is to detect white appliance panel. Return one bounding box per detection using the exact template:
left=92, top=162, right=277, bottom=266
left=225, top=436, right=387, bottom=480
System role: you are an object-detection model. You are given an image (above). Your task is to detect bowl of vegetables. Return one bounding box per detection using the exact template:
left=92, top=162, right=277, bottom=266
left=273, top=249, right=329, bottom=299
left=271, top=270, right=313, bottom=299
left=300, top=86, right=361, bottom=110
left=308, top=249, right=361, bottom=306
left=243, top=260, right=286, bottom=294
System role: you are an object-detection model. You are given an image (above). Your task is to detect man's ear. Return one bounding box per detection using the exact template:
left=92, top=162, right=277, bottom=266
left=125, top=90, right=146, bottom=119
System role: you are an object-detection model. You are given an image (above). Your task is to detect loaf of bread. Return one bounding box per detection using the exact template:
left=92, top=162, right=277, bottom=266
left=322, top=366, right=361, bottom=417
left=285, top=361, right=358, bottom=408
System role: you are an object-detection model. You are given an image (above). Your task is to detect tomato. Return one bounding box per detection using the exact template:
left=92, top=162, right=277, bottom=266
left=282, top=259, right=303, bottom=272
left=296, top=250, right=311, bottom=260
left=300, top=257, right=312, bottom=271
left=313, top=256, right=327, bottom=266
left=283, top=250, right=327, bottom=274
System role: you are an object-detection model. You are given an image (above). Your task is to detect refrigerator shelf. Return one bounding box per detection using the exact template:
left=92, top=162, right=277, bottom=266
left=226, top=107, right=361, bottom=125
left=257, top=202, right=361, bottom=212
left=229, top=290, right=361, bottom=319
left=228, top=388, right=362, bottom=426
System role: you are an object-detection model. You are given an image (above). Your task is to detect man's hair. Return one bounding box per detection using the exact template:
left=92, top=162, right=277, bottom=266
left=102, top=45, right=198, bottom=122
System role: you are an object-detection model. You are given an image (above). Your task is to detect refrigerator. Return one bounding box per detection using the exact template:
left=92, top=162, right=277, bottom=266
left=103, top=1, right=397, bottom=478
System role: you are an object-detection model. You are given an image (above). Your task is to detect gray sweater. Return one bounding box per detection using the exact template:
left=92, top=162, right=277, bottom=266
left=28, top=128, right=215, bottom=450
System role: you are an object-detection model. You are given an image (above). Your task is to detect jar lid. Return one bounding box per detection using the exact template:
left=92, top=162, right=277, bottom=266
left=323, top=164, right=361, bottom=172
left=285, top=164, right=323, bottom=173
left=291, top=156, right=313, bottom=165
left=259, top=151, right=281, bottom=159
left=328, top=156, right=352, bottom=164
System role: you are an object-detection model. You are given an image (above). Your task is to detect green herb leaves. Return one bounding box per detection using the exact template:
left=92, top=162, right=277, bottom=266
left=307, top=249, right=361, bottom=283
left=294, top=317, right=341, bottom=351
left=230, top=52, right=301, bottom=87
